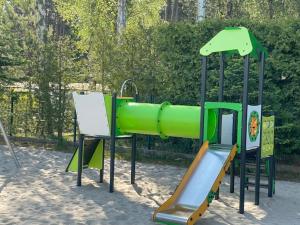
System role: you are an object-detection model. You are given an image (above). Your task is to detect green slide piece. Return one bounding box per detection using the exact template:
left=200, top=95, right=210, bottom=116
left=66, top=147, right=79, bottom=172
left=88, top=140, right=104, bottom=170
left=200, top=27, right=268, bottom=59
left=205, top=101, right=242, bottom=112
left=205, top=101, right=243, bottom=152
left=261, top=116, right=275, bottom=159
left=66, top=139, right=104, bottom=172
left=104, top=95, right=112, bottom=129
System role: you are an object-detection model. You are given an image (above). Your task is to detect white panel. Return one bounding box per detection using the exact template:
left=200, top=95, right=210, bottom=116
left=73, top=92, right=110, bottom=137
left=246, top=105, right=262, bottom=150
left=221, top=114, right=233, bottom=145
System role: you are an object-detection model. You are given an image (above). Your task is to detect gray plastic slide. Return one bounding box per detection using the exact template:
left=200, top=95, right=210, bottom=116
left=155, top=144, right=233, bottom=224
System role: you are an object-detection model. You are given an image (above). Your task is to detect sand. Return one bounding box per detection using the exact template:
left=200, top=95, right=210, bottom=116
left=0, top=145, right=300, bottom=225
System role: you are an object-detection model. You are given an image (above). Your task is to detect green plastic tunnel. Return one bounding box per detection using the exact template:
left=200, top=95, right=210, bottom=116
left=116, top=102, right=217, bottom=139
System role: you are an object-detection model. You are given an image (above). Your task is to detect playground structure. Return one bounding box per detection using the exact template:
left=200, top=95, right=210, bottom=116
left=66, top=27, right=275, bottom=225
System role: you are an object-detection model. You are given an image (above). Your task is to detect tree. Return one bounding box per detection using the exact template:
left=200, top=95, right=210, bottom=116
left=0, top=0, right=79, bottom=141
left=197, top=0, right=206, bottom=21
left=0, top=6, right=23, bottom=87
left=117, top=0, right=126, bottom=34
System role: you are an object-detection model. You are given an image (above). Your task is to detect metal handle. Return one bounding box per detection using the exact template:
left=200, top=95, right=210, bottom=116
left=120, top=79, right=138, bottom=97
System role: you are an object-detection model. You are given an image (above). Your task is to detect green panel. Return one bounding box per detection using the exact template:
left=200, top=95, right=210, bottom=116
left=104, top=95, right=112, bottom=130
left=203, top=108, right=218, bottom=143
left=205, top=101, right=243, bottom=152
left=88, top=140, right=104, bottom=170
left=200, top=27, right=268, bottom=59
left=261, top=116, right=275, bottom=158
left=83, top=139, right=100, bottom=165
left=205, top=101, right=242, bottom=112
left=66, top=139, right=104, bottom=172
left=66, top=147, right=79, bottom=172
left=117, top=102, right=217, bottom=140
left=203, top=108, right=209, bottom=141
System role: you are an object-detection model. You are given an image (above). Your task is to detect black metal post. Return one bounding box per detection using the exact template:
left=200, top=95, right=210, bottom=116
left=131, top=134, right=137, bottom=184
left=239, top=55, right=250, bottom=214
left=230, top=157, right=235, bottom=193
left=230, top=111, right=238, bottom=193
left=100, top=139, right=105, bottom=183
left=272, top=153, right=276, bottom=195
left=131, top=94, right=138, bottom=184
left=218, top=52, right=225, bottom=143
left=147, top=135, right=151, bottom=150
left=9, top=95, right=14, bottom=136
left=272, top=154, right=276, bottom=195
left=74, top=92, right=84, bottom=146
left=255, top=52, right=265, bottom=205
left=77, top=134, right=84, bottom=186
left=73, top=111, right=77, bottom=147
left=200, top=56, right=208, bottom=146
left=109, top=93, right=117, bottom=193
left=268, top=156, right=274, bottom=197
left=215, top=53, right=225, bottom=200
left=214, top=188, right=219, bottom=200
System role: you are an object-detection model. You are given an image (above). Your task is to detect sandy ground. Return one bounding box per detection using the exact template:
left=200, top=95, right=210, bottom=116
left=0, top=146, right=300, bottom=225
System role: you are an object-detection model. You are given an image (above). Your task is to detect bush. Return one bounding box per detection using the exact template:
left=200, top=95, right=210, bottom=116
left=121, top=19, right=300, bottom=155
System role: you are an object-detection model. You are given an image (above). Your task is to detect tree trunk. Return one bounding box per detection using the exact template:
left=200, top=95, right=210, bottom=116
left=268, top=0, right=274, bottom=19
left=36, top=0, right=47, bottom=42
left=171, top=0, right=179, bottom=22
left=117, top=0, right=126, bottom=34
left=226, top=0, right=233, bottom=18
left=166, top=0, right=172, bottom=21
left=197, top=0, right=206, bottom=21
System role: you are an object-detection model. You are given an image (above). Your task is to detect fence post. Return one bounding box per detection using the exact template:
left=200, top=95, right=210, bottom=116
left=9, top=93, right=15, bottom=136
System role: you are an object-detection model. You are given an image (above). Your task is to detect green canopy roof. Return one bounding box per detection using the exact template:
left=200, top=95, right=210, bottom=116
left=200, top=27, right=268, bottom=59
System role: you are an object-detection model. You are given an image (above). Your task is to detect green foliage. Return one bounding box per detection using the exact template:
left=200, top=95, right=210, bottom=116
left=113, top=20, right=300, bottom=155
left=205, top=0, right=300, bottom=20
left=53, top=2, right=300, bottom=155
left=0, top=7, right=23, bottom=86
left=54, top=0, right=166, bottom=92
left=0, top=0, right=299, bottom=156
left=0, top=0, right=79, bottom=142
left=162, top=0, right=300, bottom=22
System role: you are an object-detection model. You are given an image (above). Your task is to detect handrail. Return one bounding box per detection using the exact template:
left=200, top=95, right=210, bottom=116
left=120, top=79, right=138, bottom=97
